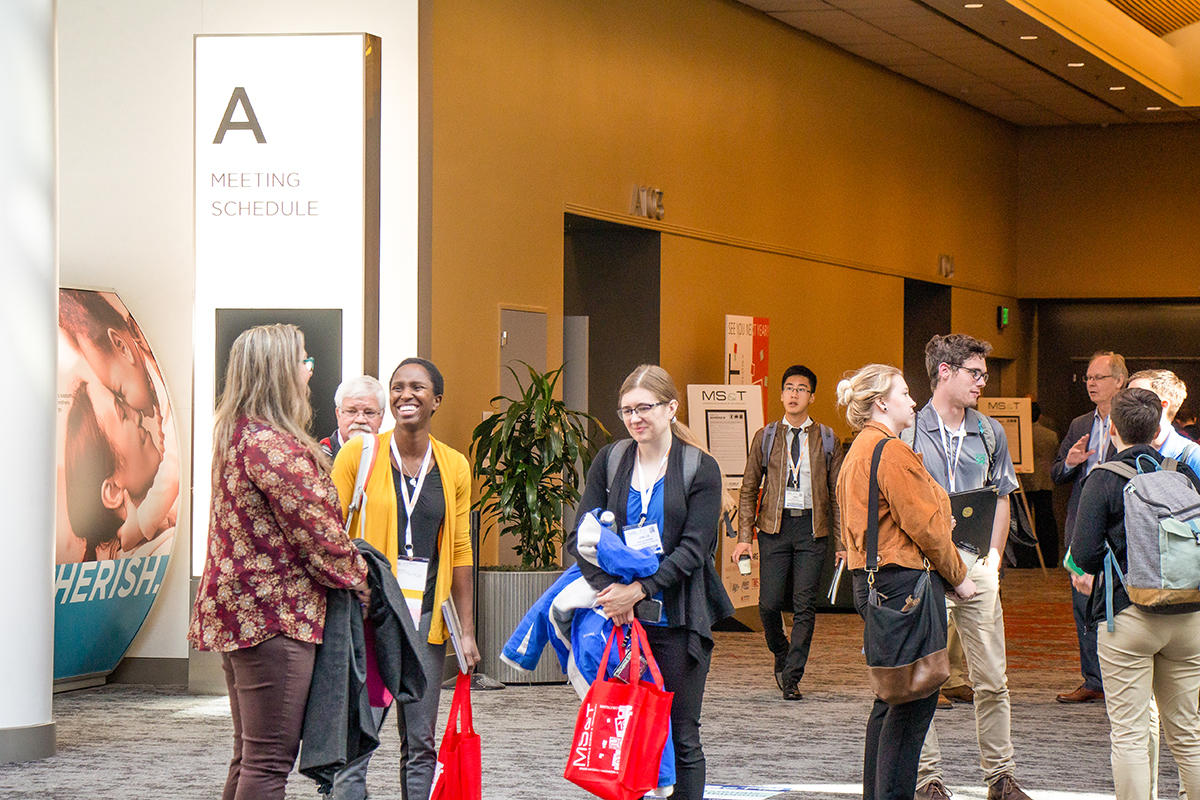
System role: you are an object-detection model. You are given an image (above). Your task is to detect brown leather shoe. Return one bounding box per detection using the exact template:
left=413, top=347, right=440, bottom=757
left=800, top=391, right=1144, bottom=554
left=941, top=684, right=974, bottom=704
left=915, top=779, right=952, bottom=800
left=937, top=692, right=952, bottom=709
left=987, top=775, right=1032, bottom=800
left=1056, top=684, right=1104, bottom=703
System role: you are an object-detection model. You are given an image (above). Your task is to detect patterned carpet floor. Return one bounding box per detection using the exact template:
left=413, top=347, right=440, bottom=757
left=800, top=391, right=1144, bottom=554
left=0, top=569, right=1176, bottom=799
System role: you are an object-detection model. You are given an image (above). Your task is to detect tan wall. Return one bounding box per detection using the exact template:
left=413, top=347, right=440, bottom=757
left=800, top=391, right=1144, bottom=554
left=430, top=0, right=1021, bottom=469
left=1017, top=123, right=1200, bottom=298
left=950, top=288, right=1029, bottom=397
left=660, top=235, right=905, bottom=442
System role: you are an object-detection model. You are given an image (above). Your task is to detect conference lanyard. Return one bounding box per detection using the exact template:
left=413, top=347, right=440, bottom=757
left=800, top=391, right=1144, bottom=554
left=936, top=414, right=966, bottom=493
left=390, top=437, right=433, bottom=558
left=787, top=424, right=807, bottom=489
left=1088, top=414, right=1110, bottom=474
left=636, top=450, right=670, bottom=524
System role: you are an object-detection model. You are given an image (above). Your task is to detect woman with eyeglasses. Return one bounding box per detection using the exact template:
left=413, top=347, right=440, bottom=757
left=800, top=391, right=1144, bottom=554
left=566, top=364, right=734, bottom=800
left=188, top=324, right=369, bottom=800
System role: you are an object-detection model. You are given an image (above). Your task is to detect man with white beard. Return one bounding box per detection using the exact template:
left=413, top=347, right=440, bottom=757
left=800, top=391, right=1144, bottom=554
left=320, top=375, right=387, bottom=459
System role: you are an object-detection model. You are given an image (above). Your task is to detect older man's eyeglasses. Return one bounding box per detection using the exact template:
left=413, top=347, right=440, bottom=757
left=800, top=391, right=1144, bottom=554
left=340, top=406, right=383, bottom=419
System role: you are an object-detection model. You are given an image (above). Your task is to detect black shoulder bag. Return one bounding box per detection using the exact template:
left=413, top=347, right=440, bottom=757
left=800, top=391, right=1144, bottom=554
left=863, top=437, right=950, bottom=705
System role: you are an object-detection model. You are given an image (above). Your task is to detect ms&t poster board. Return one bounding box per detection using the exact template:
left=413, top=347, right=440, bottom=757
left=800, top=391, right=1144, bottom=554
left=979, top=397, right=1033, bottom=474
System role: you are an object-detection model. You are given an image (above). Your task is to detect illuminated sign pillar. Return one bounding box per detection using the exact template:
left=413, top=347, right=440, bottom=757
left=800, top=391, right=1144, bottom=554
left=193, top=34, right=381, bottom=573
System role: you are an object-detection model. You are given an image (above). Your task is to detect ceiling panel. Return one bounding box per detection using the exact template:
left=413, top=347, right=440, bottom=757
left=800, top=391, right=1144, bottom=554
left=737, top=0, right=1200, bottom=125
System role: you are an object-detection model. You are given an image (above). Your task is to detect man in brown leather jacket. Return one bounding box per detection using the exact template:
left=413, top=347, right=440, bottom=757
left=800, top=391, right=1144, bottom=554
left=733, top=364, right=844, bottom=700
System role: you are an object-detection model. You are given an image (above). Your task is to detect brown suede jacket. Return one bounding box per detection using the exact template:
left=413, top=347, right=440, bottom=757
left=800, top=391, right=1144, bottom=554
left=738, top=417, right=844, bottom=548
left=835, top=421, right=966, bottom=587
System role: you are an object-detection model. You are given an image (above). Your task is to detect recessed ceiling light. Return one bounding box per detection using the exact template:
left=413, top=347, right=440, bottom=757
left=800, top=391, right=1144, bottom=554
left=1109, top=85, right=1126, bottom=91
left=1067, top=62, right=1085, bottom=67
left=1020, top=35, right=1038, bottom=40
left=1146, top=106, right=1162, bottom=111
left=964, top=2, right=984, bottom=7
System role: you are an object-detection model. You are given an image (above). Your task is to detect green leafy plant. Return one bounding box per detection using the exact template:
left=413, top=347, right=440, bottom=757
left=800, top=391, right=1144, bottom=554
left=470, top=362, right=609, bottom=570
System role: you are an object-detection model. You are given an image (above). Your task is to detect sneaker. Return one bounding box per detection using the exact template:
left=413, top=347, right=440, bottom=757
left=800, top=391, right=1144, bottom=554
left=987, top=775, right=1031, bottom=800
left=941, top=684, right=974, bottom=704
left=915, top=779, right=952, bottom=800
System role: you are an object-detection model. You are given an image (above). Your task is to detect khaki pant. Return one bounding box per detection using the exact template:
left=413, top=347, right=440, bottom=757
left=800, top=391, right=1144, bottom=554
left=918, top=551, right=1015, bottom=787
left=1098, top=605, right=1200, bottom=800
left=944, top=618, right=969, bottom=690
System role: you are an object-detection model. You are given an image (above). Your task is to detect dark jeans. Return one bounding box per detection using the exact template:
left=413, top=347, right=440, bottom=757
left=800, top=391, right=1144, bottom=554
left=758, top=513, right=827, bottom=687
left=221, top=635, right=316, bottom=800
left=645, top=625, right=713, bottom=800
left=852, top=568, right=943, bottom=800
left=1073, top=583, right=1103, bottom=691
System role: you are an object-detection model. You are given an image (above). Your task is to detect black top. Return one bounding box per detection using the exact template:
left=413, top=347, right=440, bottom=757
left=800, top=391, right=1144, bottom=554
left=566, top=437, right=734, bottom=659
left=1072, top=444, right=1200, bottom=624
left=392, top=463, right=445, bottom=614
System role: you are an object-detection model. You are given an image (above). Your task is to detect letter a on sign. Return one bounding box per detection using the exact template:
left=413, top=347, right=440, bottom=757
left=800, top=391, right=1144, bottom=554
left=213, top=87, right=266, bottom=144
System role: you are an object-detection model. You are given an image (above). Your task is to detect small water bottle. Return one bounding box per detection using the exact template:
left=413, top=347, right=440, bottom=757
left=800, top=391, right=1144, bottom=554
left=599, top=510, right=617, bottom=531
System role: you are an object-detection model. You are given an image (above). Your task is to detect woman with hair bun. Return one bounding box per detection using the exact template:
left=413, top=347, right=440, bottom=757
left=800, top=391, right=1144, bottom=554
left=566, top=364, right=733, bottom=800
left=834, top=364, right=975, bottom=800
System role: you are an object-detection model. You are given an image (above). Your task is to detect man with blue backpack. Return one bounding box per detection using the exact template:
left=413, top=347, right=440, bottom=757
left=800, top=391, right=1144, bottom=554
left=1070, top=387, right=1200, bottom=800
left=733, top=364, right=843, bottom=701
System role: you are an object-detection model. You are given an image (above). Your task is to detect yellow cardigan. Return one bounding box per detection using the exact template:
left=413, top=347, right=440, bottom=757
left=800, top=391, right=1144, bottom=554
left=331, top=432, right=473, bottom=645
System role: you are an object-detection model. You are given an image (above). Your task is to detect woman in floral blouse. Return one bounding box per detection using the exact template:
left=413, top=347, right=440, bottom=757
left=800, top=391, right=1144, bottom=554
left=188, top=324, right=369, bottom=800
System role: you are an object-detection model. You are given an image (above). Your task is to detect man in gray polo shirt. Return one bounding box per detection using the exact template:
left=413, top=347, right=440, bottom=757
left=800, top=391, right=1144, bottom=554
left=907, top=334, right=1030, bottom=800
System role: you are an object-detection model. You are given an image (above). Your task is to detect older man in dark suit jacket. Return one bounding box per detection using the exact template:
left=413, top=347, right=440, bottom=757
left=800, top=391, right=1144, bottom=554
left=1050, top=350, right=1125, bottom=703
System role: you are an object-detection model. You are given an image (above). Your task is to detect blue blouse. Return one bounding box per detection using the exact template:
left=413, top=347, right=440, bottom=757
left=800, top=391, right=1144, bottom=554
left=626, top=476, right=667, bottom=625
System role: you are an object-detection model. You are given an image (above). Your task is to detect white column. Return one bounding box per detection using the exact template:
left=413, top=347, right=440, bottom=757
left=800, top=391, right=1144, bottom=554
left=0, top=0, right=57, bottom=764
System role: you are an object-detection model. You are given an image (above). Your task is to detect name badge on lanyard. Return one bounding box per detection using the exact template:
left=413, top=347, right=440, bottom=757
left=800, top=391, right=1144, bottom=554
left=784, top=487, right=806, bottom=510
left=392, top=436, right=433, bottom=626
left=625, top=450, right=667, bottom=554
left=937, top=415, right=967, bottom=494
left=784, top=427, right=807, bottom=509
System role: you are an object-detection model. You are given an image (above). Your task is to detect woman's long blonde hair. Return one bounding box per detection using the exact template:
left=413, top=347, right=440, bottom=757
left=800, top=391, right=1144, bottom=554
left=619, top=364, right=708, bottom=452
left=836, top=363, right=902, bottom=431
left=212, top=324, right=326, bottom=469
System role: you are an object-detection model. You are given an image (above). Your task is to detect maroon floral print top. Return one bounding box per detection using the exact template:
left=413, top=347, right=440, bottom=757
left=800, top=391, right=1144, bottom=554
left=188, top=417, right=367, bottom=652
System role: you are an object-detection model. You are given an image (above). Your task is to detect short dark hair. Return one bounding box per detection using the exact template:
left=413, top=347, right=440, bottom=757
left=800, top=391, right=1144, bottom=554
left=393, top=357, right=444, bottom=397
left=925, top=334, right=993, bottom=390
left=1111, top=388, right=1161, bottom=445
left=1031, top=401, right=1042, bottom=424
left=781, top=364, right=817, bottom=393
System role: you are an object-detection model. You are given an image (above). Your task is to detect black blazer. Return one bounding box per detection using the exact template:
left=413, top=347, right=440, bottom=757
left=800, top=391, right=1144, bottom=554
left=1051, top=410, right=1118, bottom=546
left=567, top=436, right=734, bottom=651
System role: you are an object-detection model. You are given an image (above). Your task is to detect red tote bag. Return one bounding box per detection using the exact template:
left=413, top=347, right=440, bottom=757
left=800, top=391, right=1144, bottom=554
left=429, top=672, right=482, bottom=800
left=564, top=620, right=674, bottom=800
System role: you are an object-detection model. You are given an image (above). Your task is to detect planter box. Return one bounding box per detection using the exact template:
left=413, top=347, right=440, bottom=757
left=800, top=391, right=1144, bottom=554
left=477, top=569, right=567, bottom=685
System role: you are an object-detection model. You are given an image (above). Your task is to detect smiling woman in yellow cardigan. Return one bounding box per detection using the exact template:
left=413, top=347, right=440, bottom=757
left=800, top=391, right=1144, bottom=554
left=329, top=357, right=478, bottom=800
left=331, top=430, right=474, bottom=646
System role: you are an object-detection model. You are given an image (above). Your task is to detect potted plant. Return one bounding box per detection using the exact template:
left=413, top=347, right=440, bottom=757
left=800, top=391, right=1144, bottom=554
left=470, top=362, right=608, bottom=683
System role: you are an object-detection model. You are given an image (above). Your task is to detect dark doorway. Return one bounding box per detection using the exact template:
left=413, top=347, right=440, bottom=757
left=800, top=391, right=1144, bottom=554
left=1036, top=300, right=1200, bottom=435
left=904, top=280, right=952, bottom=409
left=563, top=214, right=661, bottom=440
left=1036, top=299, right=1200, bottom=553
